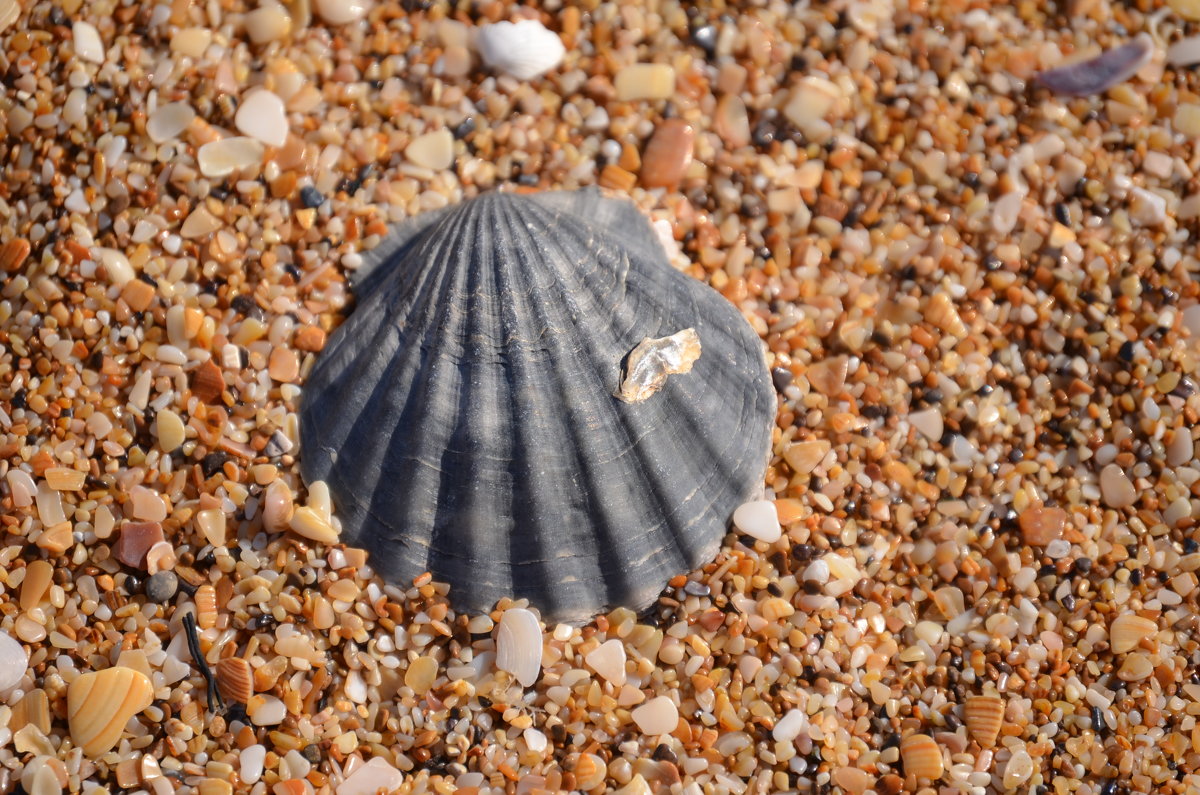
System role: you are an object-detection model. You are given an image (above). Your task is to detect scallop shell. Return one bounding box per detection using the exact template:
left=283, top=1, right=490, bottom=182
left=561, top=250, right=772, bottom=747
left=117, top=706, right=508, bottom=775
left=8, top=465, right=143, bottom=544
left=67, top=666, right=154, bottom=757
left=899, top=733, right=944, bottom=781
left=963, top=695, right=1004, bottom=749
left=300, top=190, right=774, bottom=622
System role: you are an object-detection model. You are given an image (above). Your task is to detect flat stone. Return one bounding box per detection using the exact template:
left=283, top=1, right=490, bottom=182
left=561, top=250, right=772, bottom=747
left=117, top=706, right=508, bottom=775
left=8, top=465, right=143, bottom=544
left=336, top=758, right=404, bottom=795
left=72, top=21, right=104, bottom=63
left=1100, top=464, right=1137, bottom=508
left=114, top=522, right=165, bottom=569
left=197, top=137, right=266, bottom=178
left=784, top=440, right=831, bottom=475
left=614, top=64, right=676, bottom=102
left=732, top=500, right=781, bottom=543
left=584, top=639, right=626, bottom=686
left=640, top=119, right=694, bottom=189
left=146, top=102, right=195, bottom=143
left=405, top=129, right=454, bottom=171
left=235, top=90, right=288, bottom=147
left=631, top=696, right=678, bottom=735
left=1018, top=505, right=1066, bottom=546
left=909, top=408, right=943, bottom=441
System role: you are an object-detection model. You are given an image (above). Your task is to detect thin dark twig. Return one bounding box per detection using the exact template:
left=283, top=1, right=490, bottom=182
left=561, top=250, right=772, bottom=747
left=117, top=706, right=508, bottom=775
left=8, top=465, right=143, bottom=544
left=183, top=610, right=223, bottom=713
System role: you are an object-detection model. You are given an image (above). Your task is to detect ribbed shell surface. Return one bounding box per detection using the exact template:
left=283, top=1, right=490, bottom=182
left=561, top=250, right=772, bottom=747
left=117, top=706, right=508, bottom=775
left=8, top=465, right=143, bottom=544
left=300, top=189, right=774, bottom=622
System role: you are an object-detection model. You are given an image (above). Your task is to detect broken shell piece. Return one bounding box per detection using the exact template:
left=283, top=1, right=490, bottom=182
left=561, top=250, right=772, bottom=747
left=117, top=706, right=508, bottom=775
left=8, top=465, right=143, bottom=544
left=900, top=733, right=945, bottom=780
left=1109, top=613, right=1157, bottom=654
left=496, top=607, right=543, bottom=687
left=476, top=19, right=565, bottom=80
left=67, top=667, right=154, bottom=757
left=216, top=657, right=253, bottom=703
left=615, top=328, right=701, bottom=403
left=1036, top=34, right=1155, bottom=97
left=963, top=695, right=1004, bottom=749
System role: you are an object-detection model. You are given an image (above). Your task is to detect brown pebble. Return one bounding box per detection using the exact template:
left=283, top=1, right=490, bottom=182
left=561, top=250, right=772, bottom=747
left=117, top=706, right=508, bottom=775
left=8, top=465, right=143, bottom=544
left=36, top=522, right=74, bottom=556
left=114, top=521, right=165, bottom=569
left=599, top=163, right=637, bottom=192
left=1018, top=504, right=1066, bottom=546
left=0, top=238, right=31, bottom=272
left=191, top=359, right=225, bottom=403
left=640, top=119, right=694, bottom=189
left=121, top=279, right=157, bottom=312
left=293, top=325, right=327, bottom=352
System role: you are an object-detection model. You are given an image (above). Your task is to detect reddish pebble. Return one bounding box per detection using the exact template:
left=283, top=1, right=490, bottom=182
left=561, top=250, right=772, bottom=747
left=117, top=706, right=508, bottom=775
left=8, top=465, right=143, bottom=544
left=1018, top=505, right=1066, bottom=546
left=640, top=119, right=694, bottom=189
left=115, top=522, right=165, bottom=569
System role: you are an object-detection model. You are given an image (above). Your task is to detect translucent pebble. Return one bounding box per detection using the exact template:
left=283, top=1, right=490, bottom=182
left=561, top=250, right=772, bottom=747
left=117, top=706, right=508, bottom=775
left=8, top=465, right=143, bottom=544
left=247, top=694, right=286, bottom=725
left=909, top=407, right=943, bottom=440
left=315, top=0, right=370, bottom=25
left=72, top=21, right=104, bottom=63
left=235, top=90, right=288, bottom=147
left=1099, top=464, right=1137, bottom=509
left=732, top=500, right=781, bottom=543
left=147, top=102, right=195, bottom=143
left=496, top=607, right=542, bottom=687
left=197, top=137, right=266, bottom=178
left=584, top=639, right=627, bottom=686
left=0, top=631, right=29, bottom=690
left=245, top=4, right=291, bottom=43
left=773, top=708, right=806, bottom=743
left=336, top=758, right=404, bottom=795
left=631, top=695, right=678, bottom=735
left=405, top=129, right=455, bottom=171
left=1002, top=748, right=1034, bottom=788
left=239, top=745, right=266, bottom=784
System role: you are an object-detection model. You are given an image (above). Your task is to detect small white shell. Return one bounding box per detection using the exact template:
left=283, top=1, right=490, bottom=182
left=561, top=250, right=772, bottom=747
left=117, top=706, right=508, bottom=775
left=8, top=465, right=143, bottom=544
left=476, top=19, right=565, bottom=80
left=496, top=607, right=543, bottom=687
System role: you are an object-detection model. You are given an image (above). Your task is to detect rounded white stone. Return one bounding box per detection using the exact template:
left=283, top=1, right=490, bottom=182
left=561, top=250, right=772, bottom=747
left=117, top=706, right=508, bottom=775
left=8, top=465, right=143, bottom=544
left=72, top=21, right=105, bottom=64
left=732, top=499, right=781, bottom=543
left=315, top=0, right=370, bottom=25
left=235, top=90, right=288, bottom=148
left=495, top=607, right=542, bottom=687
left=584, top=638, right=627, bottom=686
left=0, top=631, right=28, bottom=691
left=631, top=695, right=678, bottom=735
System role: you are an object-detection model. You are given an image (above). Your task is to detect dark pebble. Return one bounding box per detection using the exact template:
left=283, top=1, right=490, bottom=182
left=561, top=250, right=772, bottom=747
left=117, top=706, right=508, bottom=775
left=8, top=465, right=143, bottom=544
left=683, top=580, right=710, bottom=597
left=299, top=185, right=324, bottom=209
left=651, top=742, right=678, bottom=763
left=771, top=367, right=794, bottom=392
left=302, top=744, right=323, bottom=765
left=145, top=571, right=178, bottom=603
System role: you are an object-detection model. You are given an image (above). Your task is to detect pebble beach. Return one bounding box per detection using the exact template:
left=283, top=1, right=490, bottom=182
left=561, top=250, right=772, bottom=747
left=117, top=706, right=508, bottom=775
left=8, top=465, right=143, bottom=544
left=0, top=0, right=1196, bottom=793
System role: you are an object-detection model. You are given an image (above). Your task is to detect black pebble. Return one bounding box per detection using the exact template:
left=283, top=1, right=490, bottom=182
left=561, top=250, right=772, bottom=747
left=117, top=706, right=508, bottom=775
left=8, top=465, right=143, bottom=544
left=772, top=367, right=793, bottom=392
left=691, top=25, right=717, bottom=57
left=301, top=744, right=323, bottom=765
left=145, top=571, right=178, bottom=603
left=1118, top=340, right=1136, bottom=362
left=300, top=185, right=325, bottom=209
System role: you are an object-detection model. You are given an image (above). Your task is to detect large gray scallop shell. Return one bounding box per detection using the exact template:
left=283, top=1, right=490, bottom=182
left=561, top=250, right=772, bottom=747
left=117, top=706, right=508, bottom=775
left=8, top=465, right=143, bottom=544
left=300, top=189, right=774, bottom=623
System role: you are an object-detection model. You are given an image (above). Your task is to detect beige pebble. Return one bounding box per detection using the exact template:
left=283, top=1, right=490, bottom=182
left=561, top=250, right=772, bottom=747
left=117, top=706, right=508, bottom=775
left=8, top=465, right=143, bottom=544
left=289, top=506, right=339, bottom=544
left=631, top=695, right=677, bottom=735
left=405, top=656, right=438, bottom=695
left=405, top=129, right=455, bottom=171
left=268, top=347, right=299, bottom=382
left=783, top=440, right=830, bottom=474
left=155, top=409, right=186, bottom=453
left=614, top=64, right=676, bottom=102
left=170, top=27, right=212, bottom=58
left=245, top=4, right=291, bottom=43
left=1017, top=504, right=1066, bottom=546
left=714, top=94, right=751, bottom=148
left=1099, top=463, right=1137, bottom=508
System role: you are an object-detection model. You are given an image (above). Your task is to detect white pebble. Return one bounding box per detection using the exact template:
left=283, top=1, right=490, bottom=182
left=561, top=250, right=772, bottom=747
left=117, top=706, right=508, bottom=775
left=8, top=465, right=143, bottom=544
left=523, top=728, right=548, bottom=753
left=1129, top=187, right=1167, bottom=227
left=336, top=758, right=404, bottom=795
left=248, top=694, right=286, bottom=725
left=197, top=137, right=266, bottom=178
left=496, top=607, right=542, bottom=687
left=1099, top=464, right=1137, bottom=509
left=315, top=0, right=370, bottom=25
left=239, top=744, right=266, bottom=784
left=909, top=407, right=944, bottom=441
left=732, top=500, right=781, bottom=543
left=476, top=19, right=565, bottom=81
left=72, top=21, right=105, bottom=64
left=235, top=90, right=288, bottom=147
left=0, top=631, right=28, bottom=691
left=245, top=4, right=291, bottom=43
left=631, top=695, right=678, bottom=735
left=772, top=708, right=807, bottom=743
left=802, top=559, right=830, bottom=584
left=584, top=639, right=627, bottom=686
left=147, top=102, right=195, bottom=144
left=405, top=129, right=455, bottom=171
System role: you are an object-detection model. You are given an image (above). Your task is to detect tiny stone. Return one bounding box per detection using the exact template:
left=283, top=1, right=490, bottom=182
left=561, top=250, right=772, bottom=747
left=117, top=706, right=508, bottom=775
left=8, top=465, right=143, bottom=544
left=640, top=120, right=694, bottom=190
left=147, top=102, right=195, bottom=143
left=631, top=696, right=678, bottom=735
left=197, top=137, right=266, bottom=178
left=72, top=21, right=104, bottom=63
left=1100, top=464, right=1137, bottom=509
left=129, top=485, right=167, bottom=521
left=405, top=129, right=455, bottom=171
left=155, top=409, right=186, bottom=453
left=245, top=4, right=291, bottom=43
left=240, top=745, right=266, bottom=784
left=476, top=19, right=565, bottom=80
left=773, top=708, right=806, bottom=743
left=315, top=0, right=370, bottom=25
left=268, top=347, right=299, bottom=382
left=235, top=90, right=288, bottom=148
left=732, top=500, right=781, bottom=543
left=0, top=631, right=28, bottom=691
left=300, top=185, right=324, bottom=208
left=584, top=639, right=627, bottom=686
left=144, top=571, right=179, bottom=603
left=1017, top=505, right=1066, bottom=546
left=404, top=655, right=438, bottom=695
left=1002, top=748, right=1034, bottom=789
left=336, top=758, right=404, bottom=795
left=909, top=407, right=943, bottom=441
left=614, top=64, right=676, bottom=102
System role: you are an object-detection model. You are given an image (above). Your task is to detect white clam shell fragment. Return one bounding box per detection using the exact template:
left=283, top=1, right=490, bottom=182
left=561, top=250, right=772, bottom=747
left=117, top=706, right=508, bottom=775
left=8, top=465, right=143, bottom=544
left=299, top=190, right=774, bottom=622
left=496, top=607, right=543, bottom=687
left=476, top=19, right=565, bottom=80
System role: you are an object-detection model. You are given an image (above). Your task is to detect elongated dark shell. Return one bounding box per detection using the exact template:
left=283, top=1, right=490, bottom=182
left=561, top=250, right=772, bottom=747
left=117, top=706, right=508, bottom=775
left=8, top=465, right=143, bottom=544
left=1035, top=34, right=1154, bottom=97
left=300, top=189, right=774, bottom=622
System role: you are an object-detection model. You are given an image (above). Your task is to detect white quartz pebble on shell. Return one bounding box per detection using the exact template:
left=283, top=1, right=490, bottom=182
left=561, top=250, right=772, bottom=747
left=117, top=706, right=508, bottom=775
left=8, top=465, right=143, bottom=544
left=496, top=607, right=542, bottom=687
left=631, top=695, right=678, bottom=735
left=732, top=500, right=781, bottom=543
left=235, top=90, right=288, bottom=147
left=0, top=630, right=28, bottom=691
left=476, top=19, right=565, bottom=80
